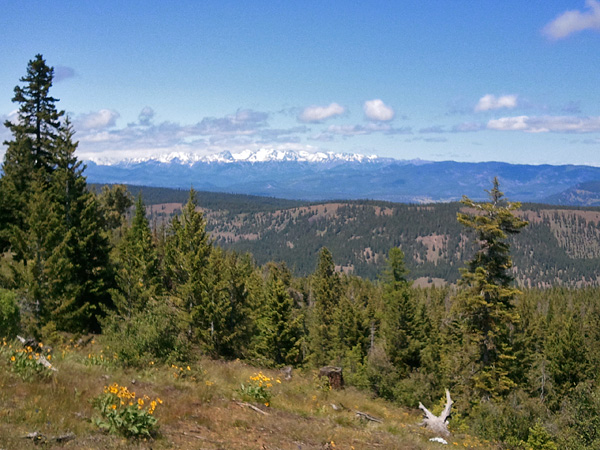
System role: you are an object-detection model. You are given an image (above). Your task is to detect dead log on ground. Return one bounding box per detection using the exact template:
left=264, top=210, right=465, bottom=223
left=418, top=389, right=453, bottom=436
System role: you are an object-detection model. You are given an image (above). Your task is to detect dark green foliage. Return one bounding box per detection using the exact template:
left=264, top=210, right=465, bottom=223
left=0, top=55, right=113, bottom=335
left=6, top=54, right=63, bottom=171
left=90, top=184, right=305, bottom=214
left=308, top=247, right=343, bottom=366
left=111, top=195, right=162, bottom=318
left=164, top=188, right=212, bottom=338
left=380, top=248, right=423, bottom=374
left=0, top=55, right=63, bottom=252
left=0, top=289, right=20, bottom=338
left=545, top=315, right=589, bottom=399
left=451, top=178, right=528, bottom=400
left=45, top=194, right=114, bottom=333
left=97, top=184, right=133, bottom=233
left=44, top=122, right=114, bottom=333
left=254, top=263, right=304, bottom=366
left=194, top=248, right=254, bottom=357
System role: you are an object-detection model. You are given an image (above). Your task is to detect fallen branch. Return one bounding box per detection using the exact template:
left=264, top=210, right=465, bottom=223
left=355, top=410, right=383, bottom=423
left=16, top=335, right=57, bottom=372
left=23, top=431, right=75, bottom=443
left=418, top=389, right=453, bottom=436
left=234, top=400, right=270, bottom=415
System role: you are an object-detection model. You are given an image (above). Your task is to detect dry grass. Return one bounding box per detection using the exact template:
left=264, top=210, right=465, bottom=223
left=0, top=339, right=496, bottom=449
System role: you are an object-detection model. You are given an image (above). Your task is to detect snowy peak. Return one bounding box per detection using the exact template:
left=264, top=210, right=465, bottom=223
left=105, top=149, right=380, bottom=166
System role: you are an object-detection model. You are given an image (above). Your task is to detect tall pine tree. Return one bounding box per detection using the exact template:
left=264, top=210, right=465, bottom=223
left=111, top=195, right=162, bottom=318
left=255, top=262, right=303, bottom=366
left=309, top=247, right=343, bottom=366
left=164, top=188, right=212, bottom=339
left=451, top=177, right=528, bottom=400
left=380, top=247, right=423, bottom=375
left=0, top=55, right=62, bottom=252
left=1, top=55, right=113, bottom=334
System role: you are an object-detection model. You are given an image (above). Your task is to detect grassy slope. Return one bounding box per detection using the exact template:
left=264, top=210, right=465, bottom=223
left=0, top=338, right=492, bottom=450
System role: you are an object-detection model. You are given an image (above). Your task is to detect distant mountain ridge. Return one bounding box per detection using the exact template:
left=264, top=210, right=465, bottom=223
left=94, top=149, right=385, bottom=165
left=83, top=149, right=600, bottom=204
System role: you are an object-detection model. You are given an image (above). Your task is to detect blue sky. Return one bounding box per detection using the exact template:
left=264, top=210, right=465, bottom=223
left=2, top=1, right=600, bottom=165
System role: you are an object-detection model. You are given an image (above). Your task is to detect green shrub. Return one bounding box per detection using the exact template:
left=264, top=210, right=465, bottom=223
left=0, top=289, right=20, bottom=338
left=102, top=300, right=188, bottom=367
left=468, top=390, right=548, bottom=447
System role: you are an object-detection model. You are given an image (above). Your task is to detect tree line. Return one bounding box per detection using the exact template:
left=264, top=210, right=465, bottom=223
left=2, top=55, right=600, bottom=449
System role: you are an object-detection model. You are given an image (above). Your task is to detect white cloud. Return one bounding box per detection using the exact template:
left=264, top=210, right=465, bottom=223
left=298, top=103, right=345, bottom=123
left=487, top=116, right=530, bottom=131
left=138, top=106, right=155, bottom=125
left=487, top=115, right=600, bottom=133
left=363, top=99, right=395, bottom=121
left=543, top=0, right=600, bottom=40
left=76, top=109, right=120, bottom=130
left=475, top=94, right=518, bottom=112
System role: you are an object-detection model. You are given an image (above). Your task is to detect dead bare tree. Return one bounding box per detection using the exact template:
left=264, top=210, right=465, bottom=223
left=418, top=389, right=453, bottom=436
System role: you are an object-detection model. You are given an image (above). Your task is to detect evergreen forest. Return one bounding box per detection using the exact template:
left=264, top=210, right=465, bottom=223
left=3, top=55, right=600, bottom=449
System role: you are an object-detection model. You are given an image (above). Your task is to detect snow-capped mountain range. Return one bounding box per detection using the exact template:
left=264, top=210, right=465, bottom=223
left=97, top=149, right=382, bottom=166
left=82, top=148, right=600, bottom=204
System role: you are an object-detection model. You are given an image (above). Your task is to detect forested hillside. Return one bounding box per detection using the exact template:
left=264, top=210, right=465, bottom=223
left=4, top=54, right=600, bottom=450
left=136, top=190, right=600, bottom=287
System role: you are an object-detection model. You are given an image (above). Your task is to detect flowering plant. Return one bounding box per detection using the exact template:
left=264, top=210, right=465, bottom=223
left=93, top=383, right=162, bottom=438
left=7, top=342, right=54, bottom=381
left=238, top=372, right=279, bottom=406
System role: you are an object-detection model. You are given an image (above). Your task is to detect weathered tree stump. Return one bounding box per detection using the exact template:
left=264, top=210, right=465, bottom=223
left=418, top=389, right=453, bottom=436
left=281, top=366, right=293, bottom=380
left=319, top=366, right=344, bottom=390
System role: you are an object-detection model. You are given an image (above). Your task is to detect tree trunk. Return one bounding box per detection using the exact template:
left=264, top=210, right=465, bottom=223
left=319, top=366, right=344, bottom=390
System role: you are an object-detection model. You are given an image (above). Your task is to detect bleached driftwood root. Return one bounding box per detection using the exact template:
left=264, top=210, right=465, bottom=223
left=418, top=389, right=453, bottom=436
